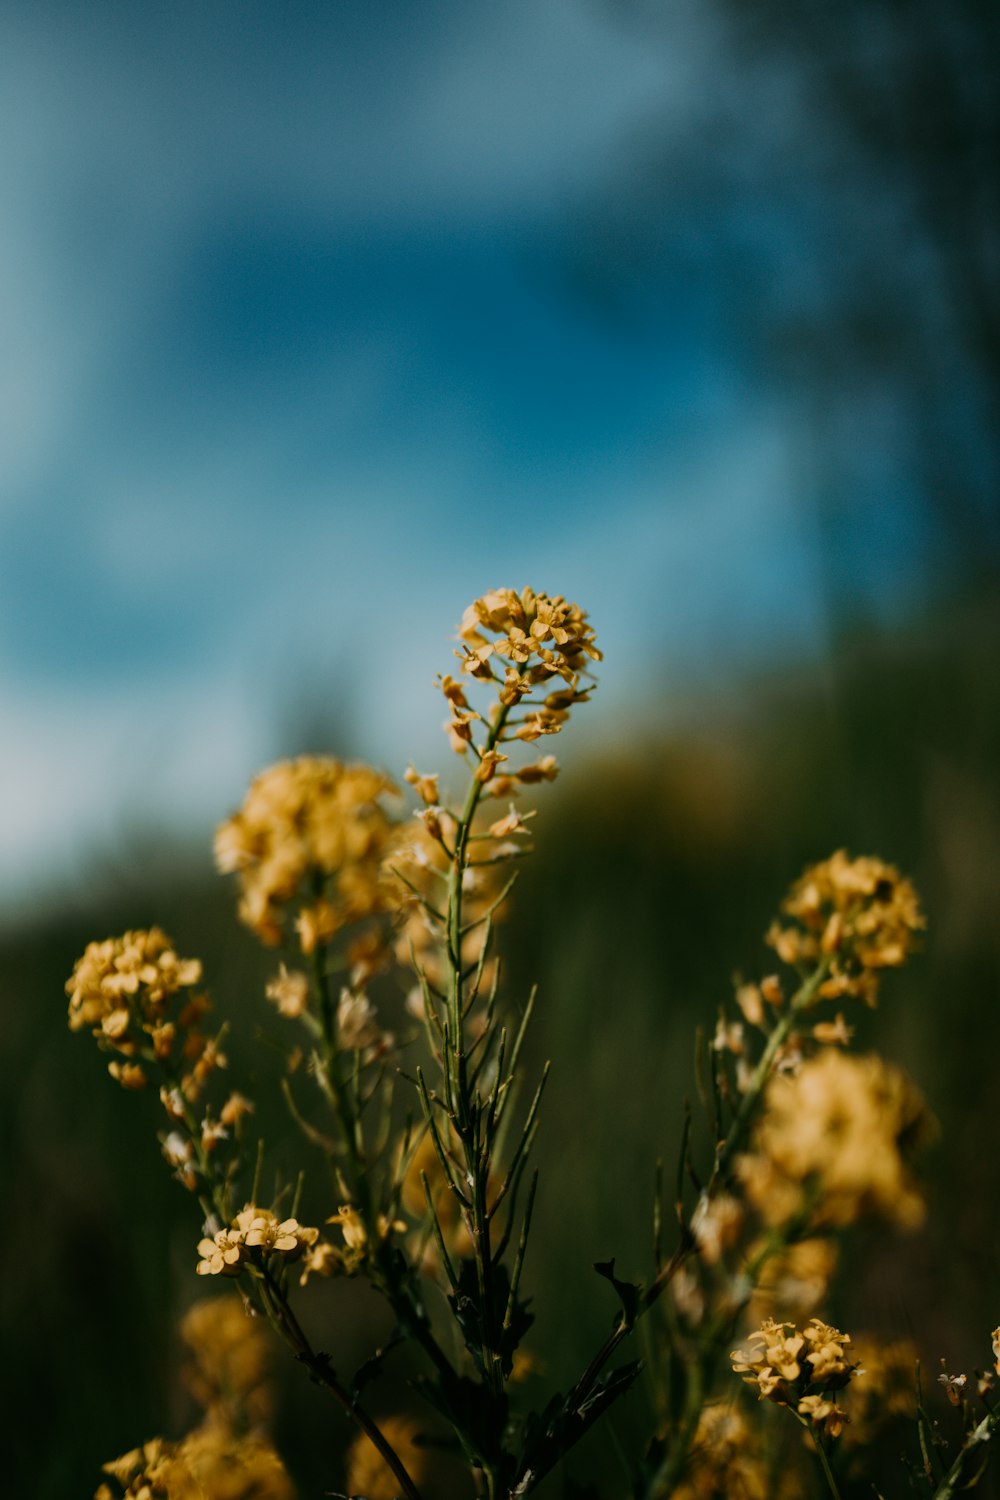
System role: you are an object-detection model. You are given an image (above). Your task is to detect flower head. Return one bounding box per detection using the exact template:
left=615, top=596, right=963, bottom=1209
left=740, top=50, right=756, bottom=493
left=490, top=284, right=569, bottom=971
left=733, top=1316, right=860, bottom=1436
left=99, top=1424, right=293, bottom=1500
left=737, top=1049, right=930, bottom=1229
left=196, top=1206, right=319, bottom=1278
left=441, top=590, right=598, bottom=768
left=767, top=851, right=924, bottom=1006
left=67, top=929, right=202, bottom=1044
left=67, top=930, right=218, bottom=1098
left=215, top=757, right=397, bottom=951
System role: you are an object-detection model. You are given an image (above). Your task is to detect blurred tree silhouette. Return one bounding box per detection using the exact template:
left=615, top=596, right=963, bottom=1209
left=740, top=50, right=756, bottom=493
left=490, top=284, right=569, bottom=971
left=584, top=0, right=999, bottom=601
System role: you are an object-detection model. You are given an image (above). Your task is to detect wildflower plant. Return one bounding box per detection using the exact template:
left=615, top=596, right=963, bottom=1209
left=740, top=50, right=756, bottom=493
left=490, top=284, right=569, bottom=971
left=68, top=589, right=1000, bottom=1500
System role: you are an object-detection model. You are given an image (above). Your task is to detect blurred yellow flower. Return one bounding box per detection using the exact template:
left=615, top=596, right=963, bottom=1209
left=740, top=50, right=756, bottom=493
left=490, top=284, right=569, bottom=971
left=737, top=1049, right=929, bottom=1229
left=767, top=851, right=924, bottom=1006
left=180, top=1296, right=273, bottom=1430
left=215, top=757, right=396, bottom=951
left=99, top=1424, right=294, bottom=1499
left=68, top=929, right=202, bottom=1050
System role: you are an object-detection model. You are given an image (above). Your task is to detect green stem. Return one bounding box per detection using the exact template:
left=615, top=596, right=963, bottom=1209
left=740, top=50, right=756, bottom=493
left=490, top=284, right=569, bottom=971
left=309, top=942, right=374, bottom=1223
left=930, top=1407, right=1000, bottom=1500
left=711, top=960, right=829, bottom=1186
left=259, top=1267, right=426, bottom=1500
left=445, top=703, right=513, bottom=1401
left=790, top=1409, right=844, bottom=1500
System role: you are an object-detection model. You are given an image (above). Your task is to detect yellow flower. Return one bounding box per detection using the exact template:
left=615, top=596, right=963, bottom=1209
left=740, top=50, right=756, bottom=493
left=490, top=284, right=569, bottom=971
left=215, top=757, right=397, bottom=951
left=733, top=1316, right=859, bottom=1427
left=690, top=1192, right=744, bottom=1264
left=220, top=1092, right=255, bottom=1128
left=766, top=851, right=924, bottom=1006
left=67, top=929, right=203, bottom=1063
left=441, top=590, right=598, bottom=759
left=797, top=1393, right=849, bottom=1438
left=196, top=1208, right=319, bottom=1277
left=265, top=965, right=309, bottom=1019
left=197, top=1229, right=248, bottom=1279
left=803, top=1318, right=855, bottom=1388
left=180, top=1297, right=273, bottom=1430
left=100, top=1424, right=295, bottom=1500
left=737, top=1049, right=929, bottom=1229
left=514, top=754, right=560, bottom=783
left=328, top=1204, right=368, bottom=1254
left=298, top=1241, right=344, bottom=1286
left=336, top=987, right=386, bottom=1052
left=404, top=766, right=440, bottom=805
left=108, top=1061, right=148, bottom=1089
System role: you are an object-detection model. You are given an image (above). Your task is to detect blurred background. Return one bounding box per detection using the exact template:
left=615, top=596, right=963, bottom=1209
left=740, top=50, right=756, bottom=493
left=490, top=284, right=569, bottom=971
left=2, top=0, right=998, bottom=1494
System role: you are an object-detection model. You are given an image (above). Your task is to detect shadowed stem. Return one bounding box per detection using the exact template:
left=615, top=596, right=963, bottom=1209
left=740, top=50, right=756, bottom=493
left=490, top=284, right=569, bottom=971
left=257, top=1266, right=426, bottom=1500
left=791, top=1409, right=844, bottom=1500
left=930, top=1406, right=1000, bottom=1500
left=445, top=702, right=513, bottom=1401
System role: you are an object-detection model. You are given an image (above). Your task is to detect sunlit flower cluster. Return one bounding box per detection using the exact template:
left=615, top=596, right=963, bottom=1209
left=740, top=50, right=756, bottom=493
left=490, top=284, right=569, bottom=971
left=737, top=1049, right=929, bottom=1229
left=440, top=588, right=599, bottom=781
left=214, top=757, right=397, bottom=952
left=95, top=1425, right=294, bottom=1500
left=767, top=850, right=924, bottom=1006
left=66, top=929, right=217, bottom=1095
left=732, top=1317, right=860, bottom=1437
left=345, top=1414, right=430, bottom=1500
left=196, top=1207, right=320, bottom=1278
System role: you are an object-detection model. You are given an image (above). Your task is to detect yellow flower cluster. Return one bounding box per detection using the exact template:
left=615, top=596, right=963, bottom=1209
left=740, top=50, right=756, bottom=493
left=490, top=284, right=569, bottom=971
left=738, top=1049, right=928, bottom=1229
left=767, top=851, right=924, bottom=1006
left=95, top=1426, right=293, bottom=1500
left=345, top=1415, right=430, bottom=1500
left=732, top=1317, right=860, bottom=1437
left=180, top=1297, right=273, bottom=1431
left=670, top=1403, right=798, bottom=1500
left=66, top=930, right=214, bottom=1095
left=441, top=588, right=599, bottom=780
left=196, top=1207, right=320, bottom=1278
left=214, top=757, right=397, bottom=952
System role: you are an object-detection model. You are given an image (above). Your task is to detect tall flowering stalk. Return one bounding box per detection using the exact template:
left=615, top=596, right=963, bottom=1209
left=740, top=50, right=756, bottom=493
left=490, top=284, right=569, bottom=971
left=67, top=591, right=1000, bottom=1500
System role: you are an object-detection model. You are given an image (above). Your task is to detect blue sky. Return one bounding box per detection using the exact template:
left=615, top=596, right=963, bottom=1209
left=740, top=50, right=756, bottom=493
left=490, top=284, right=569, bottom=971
left=0, top=0, right=932, bottom=909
